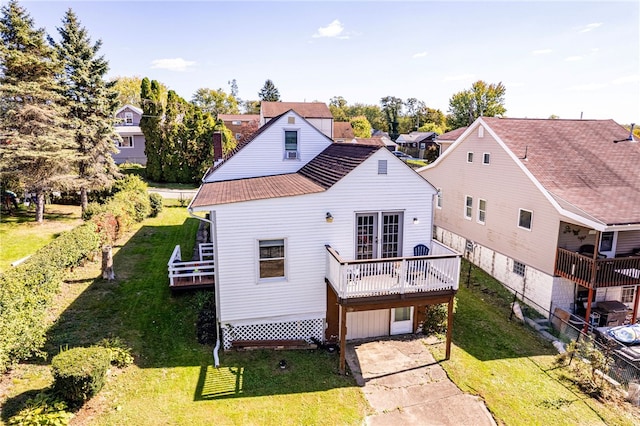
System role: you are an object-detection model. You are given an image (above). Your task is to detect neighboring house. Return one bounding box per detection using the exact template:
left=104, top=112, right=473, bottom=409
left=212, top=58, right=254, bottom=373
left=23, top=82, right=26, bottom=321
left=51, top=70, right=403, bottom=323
left=260, top=101, right=334, bottom=138
left=218, top=114, right=259, bottom=142
left=113, top=105, right=146, bottom=165
left=419, top=117, right=640, bottom=327
left=351, top=136, right=397, bottom=151
left=434, top=127, right=467, bottom=156
left=333, top=121, right=355, bottom=142
left=172, top=109, right=461, bottom=371
left=396, top=131, right=438, bottom=159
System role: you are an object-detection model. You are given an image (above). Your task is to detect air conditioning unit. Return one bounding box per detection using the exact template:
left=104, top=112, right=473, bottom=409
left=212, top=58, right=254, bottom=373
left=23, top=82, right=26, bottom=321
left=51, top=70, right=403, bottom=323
left=286, top=151, right=298, bottom=159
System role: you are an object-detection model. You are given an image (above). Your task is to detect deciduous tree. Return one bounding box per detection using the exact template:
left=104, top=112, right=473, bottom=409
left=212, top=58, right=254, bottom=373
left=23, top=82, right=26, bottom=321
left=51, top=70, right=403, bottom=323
left=350, top=116, right=372, bottom=138
left=380, top=96, right=404, bottom=141
left=51, top=8, right=120, bottom=214
left=329, top=96, right=349, bottom=122
left=0, top=0, right=75, bottom=223
left=191, top=87, right=239, bottom=117
left=447, top=80, right=506, bottom=129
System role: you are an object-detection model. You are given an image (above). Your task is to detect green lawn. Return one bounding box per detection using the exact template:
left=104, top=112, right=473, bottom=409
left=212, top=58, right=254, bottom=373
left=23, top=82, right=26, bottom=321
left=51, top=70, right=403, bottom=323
left=1, top=200, right=366, bottom=425
left=432, top=261, right=639, bottom=426
left=0, top=204, right=82, bottom=272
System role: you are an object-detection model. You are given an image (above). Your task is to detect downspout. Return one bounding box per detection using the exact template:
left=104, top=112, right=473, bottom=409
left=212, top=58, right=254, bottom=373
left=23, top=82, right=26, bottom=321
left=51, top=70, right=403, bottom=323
left=188, top=208, right=221, bottom=368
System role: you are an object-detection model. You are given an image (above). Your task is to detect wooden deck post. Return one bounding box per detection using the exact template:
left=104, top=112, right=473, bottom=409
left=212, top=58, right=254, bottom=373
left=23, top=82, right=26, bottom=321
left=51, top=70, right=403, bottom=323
left=445, top=295, right=454, bottom=360
left=582, top=232, right=601, bottom=333
left=339, top=305, right=347, bottom=374
left=632, top=285, right=640, bottom=324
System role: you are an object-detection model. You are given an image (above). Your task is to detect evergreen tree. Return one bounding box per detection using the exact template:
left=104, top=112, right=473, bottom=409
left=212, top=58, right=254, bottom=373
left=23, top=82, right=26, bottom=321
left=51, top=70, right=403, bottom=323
left=258, top=79, right=280, bottom=102
left=140, top=77, right=165, bottom=181
left=51, top=8, right=120, bottom=213
left=0, top=0, right=74, bottom=223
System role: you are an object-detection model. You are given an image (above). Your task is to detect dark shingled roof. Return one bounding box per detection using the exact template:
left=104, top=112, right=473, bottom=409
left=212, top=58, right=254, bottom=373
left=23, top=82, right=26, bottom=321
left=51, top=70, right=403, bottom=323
left=298, top=143, right=381, bottom=189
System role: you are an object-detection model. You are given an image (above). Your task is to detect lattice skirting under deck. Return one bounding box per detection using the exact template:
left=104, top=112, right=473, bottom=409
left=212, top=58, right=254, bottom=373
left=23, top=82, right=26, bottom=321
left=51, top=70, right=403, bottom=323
left=222, top=317, right=325, bottom=350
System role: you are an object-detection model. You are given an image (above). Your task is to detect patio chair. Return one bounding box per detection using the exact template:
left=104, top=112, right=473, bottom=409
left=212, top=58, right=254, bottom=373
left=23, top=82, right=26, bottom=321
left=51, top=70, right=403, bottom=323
left=414, top=244, right=430, bottom=256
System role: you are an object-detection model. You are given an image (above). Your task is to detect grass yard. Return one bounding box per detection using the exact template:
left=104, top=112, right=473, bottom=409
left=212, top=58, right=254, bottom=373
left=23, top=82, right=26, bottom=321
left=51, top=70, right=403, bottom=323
left=0, top=204, right=82, bottom=272
left=432, top=261, right=640, bottom=426
left=0, top=200, right=366, bottom=425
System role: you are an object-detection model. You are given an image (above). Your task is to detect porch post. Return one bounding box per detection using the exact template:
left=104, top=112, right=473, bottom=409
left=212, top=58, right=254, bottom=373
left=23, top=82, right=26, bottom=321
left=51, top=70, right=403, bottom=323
left=445, top=295, right=454, bottom=360
left=632, top=285, right=640, bottom=324
left=582, top=232, right=601, bottom=333
left=339, top=305, right=347, bottom=374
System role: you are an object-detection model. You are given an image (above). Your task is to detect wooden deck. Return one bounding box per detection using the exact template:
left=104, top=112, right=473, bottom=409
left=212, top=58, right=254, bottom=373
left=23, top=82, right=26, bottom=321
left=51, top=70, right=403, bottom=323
left=168, top=243, right=215, bottom=292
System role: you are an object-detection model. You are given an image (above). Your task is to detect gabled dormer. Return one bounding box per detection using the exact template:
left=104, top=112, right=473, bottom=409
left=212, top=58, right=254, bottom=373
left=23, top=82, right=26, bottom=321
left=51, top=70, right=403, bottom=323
left=115, top=105, right=143, bottom=126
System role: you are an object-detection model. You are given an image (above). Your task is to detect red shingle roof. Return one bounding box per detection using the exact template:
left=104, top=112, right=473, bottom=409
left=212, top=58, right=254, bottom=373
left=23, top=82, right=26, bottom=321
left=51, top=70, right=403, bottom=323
left=483, top=117, right=640, bottom=226
left=436, top=127, right=467, bottom=141
left=261, top=102, right=332, bottom=119
left=333, top=122, right=355, bottom=139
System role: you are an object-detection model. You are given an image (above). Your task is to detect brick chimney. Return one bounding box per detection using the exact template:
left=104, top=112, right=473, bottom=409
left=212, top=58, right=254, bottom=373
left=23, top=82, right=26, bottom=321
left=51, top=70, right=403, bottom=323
left=213, top=132, right=223, bottom=161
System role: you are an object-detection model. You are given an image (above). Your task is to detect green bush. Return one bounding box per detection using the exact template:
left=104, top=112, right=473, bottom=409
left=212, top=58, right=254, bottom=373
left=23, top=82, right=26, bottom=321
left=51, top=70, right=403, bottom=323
left=97, top=337, right=134, bottom=368
left=422, top=299, right=457, bottom=336
left=8, top=392, right=73, bottom=426
left=114, top=190, right=150, bottom=222
left=51, top=347, right=111, bottom=405
left=0, top=223, right=100, bottom=372
left=111, top=174, right=147, bottom=195
left=148, top=192, right=163, bottom=217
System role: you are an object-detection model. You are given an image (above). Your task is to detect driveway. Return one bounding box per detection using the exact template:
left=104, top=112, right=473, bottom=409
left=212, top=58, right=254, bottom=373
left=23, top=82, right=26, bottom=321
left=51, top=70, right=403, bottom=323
left=345, top=336, right=496, bottom=426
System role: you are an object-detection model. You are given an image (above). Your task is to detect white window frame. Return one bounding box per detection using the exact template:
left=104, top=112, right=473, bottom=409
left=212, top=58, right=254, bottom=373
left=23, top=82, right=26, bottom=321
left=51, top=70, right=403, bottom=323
left=257, top=238, right=287, bottom=282
left=518, top=209, right=533, bottom=230
left=118, top=136, right=133, bottom=148
left=621, top=286, right=635, bottom=304
left=284, top=129, right=299, bottom=160
left=483, top=153, right=490, bottom=164
left=124, top=112, right=133, bottom=125
left=436, top=189, right=442, bottom=209
left=477, top=199, right=486, bottom=224
left=467, top=152, right=474, bottom=163
left=465, top=196, right=473, bottom=220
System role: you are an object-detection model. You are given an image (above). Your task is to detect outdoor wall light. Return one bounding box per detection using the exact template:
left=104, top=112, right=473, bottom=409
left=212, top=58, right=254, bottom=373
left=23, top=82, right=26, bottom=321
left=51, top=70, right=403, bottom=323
left=413, top=217, right=419, bottom=225
left=326, top=212, right=334, bottom=223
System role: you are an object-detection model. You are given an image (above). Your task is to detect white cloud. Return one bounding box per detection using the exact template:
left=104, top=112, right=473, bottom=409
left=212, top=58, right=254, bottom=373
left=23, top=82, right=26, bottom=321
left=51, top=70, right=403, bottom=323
left=412, top=51, right=427, bottom=58
left=577, top=23, right=602, bottom=33
left=567, top=83, right=608, bottom=91
left=565, top=56, right=582, bottom=61
left=313, top=19, right=346, bottom=39
left=443, top=73, right=475, bottom=82
left=612, top=75, right=640, bottom=85
left=532, top=49, right=552, bottom=55
left=150, top=58, right=196, bottom=72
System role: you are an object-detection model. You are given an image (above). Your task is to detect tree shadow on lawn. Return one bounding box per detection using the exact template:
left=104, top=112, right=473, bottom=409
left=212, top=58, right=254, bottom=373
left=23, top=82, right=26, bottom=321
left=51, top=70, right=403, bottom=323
left=42, top=219, right=355, bottom=401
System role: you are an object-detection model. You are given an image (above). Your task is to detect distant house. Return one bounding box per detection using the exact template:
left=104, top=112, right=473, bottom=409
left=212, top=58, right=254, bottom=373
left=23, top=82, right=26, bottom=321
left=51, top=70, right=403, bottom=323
left=420, top=117, right=640, bottom=326
left=434, top=127, right=467, bottom=155
left=260, top=101, right=334, bottom=138
left=333, top=122, right=355, bottom=142
left=396, top=131, right=438, bottom=160
left=170, top=109, right=461, bottom=371
left=113, top=105, right=146, bottom=165
left=218, top=114, right=259, bottom=142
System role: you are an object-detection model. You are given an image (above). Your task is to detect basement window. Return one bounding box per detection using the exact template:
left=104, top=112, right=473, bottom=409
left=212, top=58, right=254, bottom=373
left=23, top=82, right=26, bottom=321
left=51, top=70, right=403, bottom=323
left=513, top=261, right=526, bottom=277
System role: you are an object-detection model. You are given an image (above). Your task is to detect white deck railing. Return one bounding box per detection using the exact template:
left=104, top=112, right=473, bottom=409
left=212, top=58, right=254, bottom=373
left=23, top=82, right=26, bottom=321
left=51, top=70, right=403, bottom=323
left=326, top=242, right=461, bottom=299
left=168, top=243, right=215, bottom=287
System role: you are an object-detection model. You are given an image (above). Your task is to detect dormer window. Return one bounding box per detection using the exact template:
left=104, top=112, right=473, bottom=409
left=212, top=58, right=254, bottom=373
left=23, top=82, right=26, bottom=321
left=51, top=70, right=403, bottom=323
left=284, top=130, right=298, bottom=159
left=124, top=112, right=133, bottom=125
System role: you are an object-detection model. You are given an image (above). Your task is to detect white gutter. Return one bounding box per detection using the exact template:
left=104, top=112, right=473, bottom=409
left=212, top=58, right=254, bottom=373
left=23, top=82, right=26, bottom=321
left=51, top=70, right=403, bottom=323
left=188, top=208, right=221, bottom=368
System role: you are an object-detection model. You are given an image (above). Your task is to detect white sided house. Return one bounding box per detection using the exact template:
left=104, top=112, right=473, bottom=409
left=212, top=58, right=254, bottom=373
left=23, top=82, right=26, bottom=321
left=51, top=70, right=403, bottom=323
left=172, top=109, right=461, bottom=371
left=419, top=117, right=640, bottom=328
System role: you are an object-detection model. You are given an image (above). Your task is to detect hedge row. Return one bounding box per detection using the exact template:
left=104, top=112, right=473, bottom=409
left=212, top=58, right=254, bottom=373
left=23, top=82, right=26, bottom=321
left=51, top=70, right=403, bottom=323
left=0, top=222, right=100, bottom=373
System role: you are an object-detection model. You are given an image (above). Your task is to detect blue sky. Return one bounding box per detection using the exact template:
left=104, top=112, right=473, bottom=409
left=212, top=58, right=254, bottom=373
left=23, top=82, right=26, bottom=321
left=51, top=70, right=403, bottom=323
left=21, top=0, right=640, bottom=124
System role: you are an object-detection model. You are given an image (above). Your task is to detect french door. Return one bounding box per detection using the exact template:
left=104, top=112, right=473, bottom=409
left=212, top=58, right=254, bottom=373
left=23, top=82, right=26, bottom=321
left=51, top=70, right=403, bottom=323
left=356, top=212, right=403, bottom=260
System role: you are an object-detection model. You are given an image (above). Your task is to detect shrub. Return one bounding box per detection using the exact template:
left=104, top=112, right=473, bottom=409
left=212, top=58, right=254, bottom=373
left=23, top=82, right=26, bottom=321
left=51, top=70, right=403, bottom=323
left=422, top=299, right=457, bottom=336
left=97, top=337, right=134, bottom=368
left=51, top=347, right=111, bottom=405
left=111, top=174, right=147, bottom=195
left=148, top=192, right=163, bottom=217
left=8, top=392, right=73, bottom=426
left=0, top=223, right=100, bottom=372
left=114, top=190, right=150, bottom=222
left=91, top=212, right=119, bottom=246
left=196, top=292, right=217, bottom=345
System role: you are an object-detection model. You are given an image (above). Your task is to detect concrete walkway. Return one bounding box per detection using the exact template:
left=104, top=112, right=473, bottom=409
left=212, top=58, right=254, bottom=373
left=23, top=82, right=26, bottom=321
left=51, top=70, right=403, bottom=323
left=345, top=336, right=496, bottom=426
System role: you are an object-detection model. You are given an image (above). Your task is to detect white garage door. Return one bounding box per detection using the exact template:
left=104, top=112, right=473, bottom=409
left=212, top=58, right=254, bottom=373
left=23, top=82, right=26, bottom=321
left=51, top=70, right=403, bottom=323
left=346, top=309, right=390, bottom=340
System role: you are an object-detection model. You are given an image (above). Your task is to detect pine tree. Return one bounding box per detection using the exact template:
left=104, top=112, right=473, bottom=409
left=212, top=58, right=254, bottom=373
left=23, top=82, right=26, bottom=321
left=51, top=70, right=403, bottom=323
left=51, top=8, right=120, bottom=213
left=258, top=79, right=280, bottom=102
left=0, top=0, right=75, bottom=223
